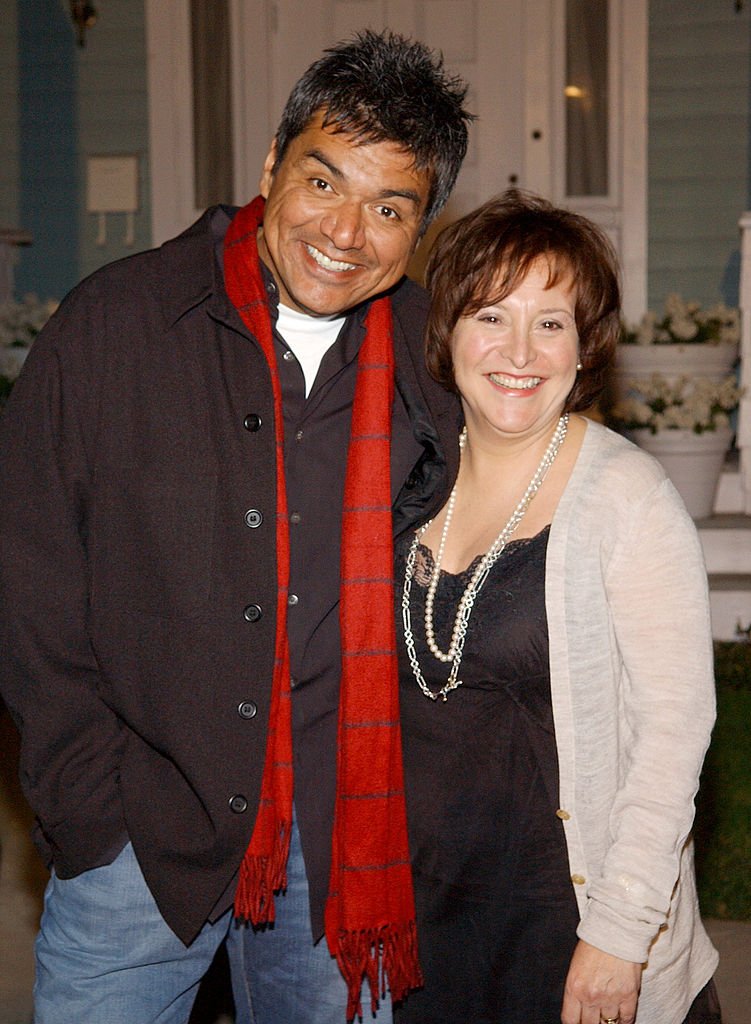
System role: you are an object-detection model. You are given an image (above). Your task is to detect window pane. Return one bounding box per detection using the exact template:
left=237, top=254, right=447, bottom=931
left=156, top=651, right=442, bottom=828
left=565, top=0, right=608, bottom=196
left=191, top=0, right=234, bottom=208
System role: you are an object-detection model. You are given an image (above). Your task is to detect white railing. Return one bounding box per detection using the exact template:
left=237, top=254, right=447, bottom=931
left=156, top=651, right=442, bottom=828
left=738, top=212, right=751, bottom=514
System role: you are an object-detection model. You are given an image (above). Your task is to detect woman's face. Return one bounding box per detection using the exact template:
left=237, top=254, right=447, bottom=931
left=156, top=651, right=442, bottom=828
left=451, top=259, right=580, bottom=446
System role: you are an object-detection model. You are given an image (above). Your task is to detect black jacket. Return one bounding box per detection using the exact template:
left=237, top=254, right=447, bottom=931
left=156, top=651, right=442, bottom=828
left=0, top=206, right=460, bottom=944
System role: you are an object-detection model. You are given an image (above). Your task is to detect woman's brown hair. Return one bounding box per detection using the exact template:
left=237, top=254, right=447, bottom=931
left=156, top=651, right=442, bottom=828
left=424, top=190, right=622, bottom=412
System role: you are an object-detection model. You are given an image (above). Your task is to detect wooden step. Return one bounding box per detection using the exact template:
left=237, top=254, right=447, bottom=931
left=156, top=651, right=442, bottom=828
left=696, top=514, right=751, bottom=575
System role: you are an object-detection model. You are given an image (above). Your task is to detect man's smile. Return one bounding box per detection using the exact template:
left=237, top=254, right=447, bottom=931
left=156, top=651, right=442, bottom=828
left=304, top=244, right=358, bottom=273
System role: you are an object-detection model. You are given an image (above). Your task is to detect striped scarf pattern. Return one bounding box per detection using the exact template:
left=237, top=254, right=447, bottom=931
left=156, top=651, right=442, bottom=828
left=224, top=196, right=421, bottom=1019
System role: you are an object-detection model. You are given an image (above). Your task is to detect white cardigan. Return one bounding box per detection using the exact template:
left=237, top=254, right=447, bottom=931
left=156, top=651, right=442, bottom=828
left=546, top=420, right=718, bottom=1022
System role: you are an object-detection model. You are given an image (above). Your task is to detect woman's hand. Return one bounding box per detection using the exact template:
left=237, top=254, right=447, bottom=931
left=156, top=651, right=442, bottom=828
left=561, top=939, right=643, bottom=1024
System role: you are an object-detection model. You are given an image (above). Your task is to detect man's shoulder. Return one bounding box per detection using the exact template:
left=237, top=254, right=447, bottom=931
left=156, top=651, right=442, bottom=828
left=389, top=276, right=430, bottom=338
left=390, top=275, right=430, bottom=313
left=65, top=203, right=219, bottom=307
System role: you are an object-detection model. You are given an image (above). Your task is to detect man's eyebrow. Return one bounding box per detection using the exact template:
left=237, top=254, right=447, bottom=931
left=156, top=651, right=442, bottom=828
left=303, top=148, right=424, bottom=210
left=305, top=148, right=344, bottom=180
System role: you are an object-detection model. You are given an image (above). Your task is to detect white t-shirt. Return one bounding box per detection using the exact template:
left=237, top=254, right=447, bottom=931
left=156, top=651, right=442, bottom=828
left=276, top=303, right=346, bottom=397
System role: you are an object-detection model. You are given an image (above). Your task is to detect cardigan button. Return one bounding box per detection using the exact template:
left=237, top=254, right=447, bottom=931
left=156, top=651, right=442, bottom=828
left=243, top=413, right=262, bottom=432
left=229, top=794, right=248, bottom=813
left=244, top=509, right=263, bottom=529
left=237, top=701, right=258, bottom=719
left=570, top=873, right=586, bottom=886
left=243, top=604, right=262, bottom=623
left=556, top=809, right=571, bottom=820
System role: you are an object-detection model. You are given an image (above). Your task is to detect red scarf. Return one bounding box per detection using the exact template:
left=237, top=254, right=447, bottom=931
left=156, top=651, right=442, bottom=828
left=224, top=196, right=422, bottom=1019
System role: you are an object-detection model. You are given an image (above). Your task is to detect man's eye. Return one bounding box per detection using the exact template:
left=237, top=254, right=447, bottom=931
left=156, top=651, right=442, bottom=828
left=376, top=205, right=399, bottom=220
left=312, top=178, right=331, bottom=191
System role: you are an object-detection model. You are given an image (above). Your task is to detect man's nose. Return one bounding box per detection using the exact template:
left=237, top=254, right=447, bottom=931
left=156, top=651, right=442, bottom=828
left=320, top=201, right=366, bottom=251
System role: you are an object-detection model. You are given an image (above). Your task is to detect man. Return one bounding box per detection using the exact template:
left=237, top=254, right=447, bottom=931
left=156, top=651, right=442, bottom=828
left=0, top=29, right=471, bottom=1024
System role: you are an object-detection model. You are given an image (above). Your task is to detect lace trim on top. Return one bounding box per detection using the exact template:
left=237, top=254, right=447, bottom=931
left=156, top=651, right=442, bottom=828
left=412, top=526, right=551, bottom=587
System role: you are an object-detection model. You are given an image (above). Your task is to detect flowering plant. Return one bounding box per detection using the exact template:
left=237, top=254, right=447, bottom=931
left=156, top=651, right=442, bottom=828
left=622, top=293, right=740, bottom=346
left=609, top=373, right=743, bottom=435
left=0, top=294, right=58, bottom=406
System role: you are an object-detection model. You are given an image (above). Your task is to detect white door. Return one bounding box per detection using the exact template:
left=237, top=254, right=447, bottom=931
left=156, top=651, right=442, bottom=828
left=146, top=0, right=645, bottom=314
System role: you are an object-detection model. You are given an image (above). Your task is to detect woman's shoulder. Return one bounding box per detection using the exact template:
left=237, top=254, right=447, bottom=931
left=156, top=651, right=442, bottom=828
left=578, top=418, right=671, bottom=495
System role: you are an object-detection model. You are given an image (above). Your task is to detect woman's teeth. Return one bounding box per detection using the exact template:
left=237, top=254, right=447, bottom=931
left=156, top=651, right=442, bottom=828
left=488, top=373, right=541, bottom=390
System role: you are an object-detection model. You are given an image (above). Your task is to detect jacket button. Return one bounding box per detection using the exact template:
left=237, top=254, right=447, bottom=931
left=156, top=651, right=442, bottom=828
left=571, top=873, right=586, bottom=885
left=556, top=809, right=571, bottom=820
left=243, top=604, right=262, bottom=623
left=244, top=509, right=263, bottom=528
left=229, top=794, right=248, bottom=813
left=243, top=413, right=262, bottom=432
left=238, top=700, right=257, bottom=719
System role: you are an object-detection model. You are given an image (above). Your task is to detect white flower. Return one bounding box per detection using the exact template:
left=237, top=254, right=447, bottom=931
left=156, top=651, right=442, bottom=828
left=664, top=293, right=688, bottom=320
left=670, top=315, right=699, bottom=341
left=622, top=294, right=740, bottom=346
left=0, top=295, right=57, bottom=389
left=609, top=372, right=743, bottom=434
left=632, top=312, right=657, bottom=345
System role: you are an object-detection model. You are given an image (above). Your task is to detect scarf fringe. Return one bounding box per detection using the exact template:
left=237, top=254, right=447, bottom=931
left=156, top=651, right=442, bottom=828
left=234, top=819, right=291, bottom=925
left=335, top=921, right=423, bottom=1022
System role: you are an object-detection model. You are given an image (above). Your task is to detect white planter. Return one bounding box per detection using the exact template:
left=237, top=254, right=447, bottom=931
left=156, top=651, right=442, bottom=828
left=613, top=342, right=738, bottom=401
left=627, top=426, right=733, bottom=519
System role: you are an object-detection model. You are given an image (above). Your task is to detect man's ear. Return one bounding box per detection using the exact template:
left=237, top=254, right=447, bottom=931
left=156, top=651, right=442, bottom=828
left=259, top=139, right=278, bottom=198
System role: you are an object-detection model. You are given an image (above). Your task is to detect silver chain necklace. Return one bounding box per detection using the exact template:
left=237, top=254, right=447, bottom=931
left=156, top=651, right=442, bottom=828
left=402, top=414, right=569, bottom=702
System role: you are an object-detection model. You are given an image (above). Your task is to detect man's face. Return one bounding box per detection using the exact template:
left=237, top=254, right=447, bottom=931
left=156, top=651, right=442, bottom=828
left=257, top=113, right=431, bottom=317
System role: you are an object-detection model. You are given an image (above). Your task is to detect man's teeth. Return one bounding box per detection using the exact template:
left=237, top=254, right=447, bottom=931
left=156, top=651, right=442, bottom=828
left=488, top=373, right=541, bottom=390
left=306, top=245, right=357, bottom=272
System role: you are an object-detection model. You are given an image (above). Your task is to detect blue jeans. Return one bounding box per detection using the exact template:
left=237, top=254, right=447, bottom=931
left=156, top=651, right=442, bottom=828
left=34, top=842, right=232, bottom=1024
left=33, top=822, right=391, bottom=1024
left=227, top=816, right=392, bottom=1024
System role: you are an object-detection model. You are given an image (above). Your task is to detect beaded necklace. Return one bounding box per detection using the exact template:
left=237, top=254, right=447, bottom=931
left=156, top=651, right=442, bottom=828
left=402, top=414, right=569, bottom=702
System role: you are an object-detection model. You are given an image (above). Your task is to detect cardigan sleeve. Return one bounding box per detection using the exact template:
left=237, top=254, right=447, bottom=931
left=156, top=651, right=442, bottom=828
left=0, top=289, right=126, bottom=873
left=575, top=475, right=716, bottom=964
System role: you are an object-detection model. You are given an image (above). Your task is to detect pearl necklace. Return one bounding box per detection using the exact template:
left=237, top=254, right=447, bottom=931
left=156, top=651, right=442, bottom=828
left=402, top=414, right=569, bottom=702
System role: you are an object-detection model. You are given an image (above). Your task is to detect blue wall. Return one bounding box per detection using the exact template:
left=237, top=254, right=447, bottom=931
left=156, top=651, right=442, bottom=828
left=11, top=0, right=150, bottom=304
left=0, top=3, right=20, bottom=231
left=16, top=1, right=79, bottom=301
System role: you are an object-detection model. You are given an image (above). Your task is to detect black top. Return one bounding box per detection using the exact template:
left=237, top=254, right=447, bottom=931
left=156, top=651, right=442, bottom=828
left=396, top=526, right=580, bottom=1022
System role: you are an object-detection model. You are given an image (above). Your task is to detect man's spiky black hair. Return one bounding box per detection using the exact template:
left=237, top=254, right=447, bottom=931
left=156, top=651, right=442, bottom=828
left=273, top=29, right=473, bottom=231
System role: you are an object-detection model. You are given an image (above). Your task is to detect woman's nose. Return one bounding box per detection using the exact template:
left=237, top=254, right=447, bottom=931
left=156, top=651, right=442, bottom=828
left=505, top=328, right=534, bottom=368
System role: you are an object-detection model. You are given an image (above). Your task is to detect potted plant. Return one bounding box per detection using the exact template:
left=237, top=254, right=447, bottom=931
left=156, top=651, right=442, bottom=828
left=0, top=294, right=58, bottom=410
left=608, top=372, right=743, bottom=519
left=613, top=293, right=740, bottom=399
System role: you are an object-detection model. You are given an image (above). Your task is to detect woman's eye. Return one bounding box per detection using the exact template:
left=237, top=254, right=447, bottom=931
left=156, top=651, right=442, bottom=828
left=478, top=314, right=500, bottom=324
left=540, top=319, right=563, bottom=330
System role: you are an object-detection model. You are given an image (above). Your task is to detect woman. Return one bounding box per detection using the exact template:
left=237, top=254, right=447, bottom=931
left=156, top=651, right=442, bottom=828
left=395, top=191, right=720, bottom=1024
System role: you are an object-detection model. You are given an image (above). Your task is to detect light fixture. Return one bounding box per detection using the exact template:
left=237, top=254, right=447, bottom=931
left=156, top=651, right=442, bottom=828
left=70, top=1, right=97, bottom=47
